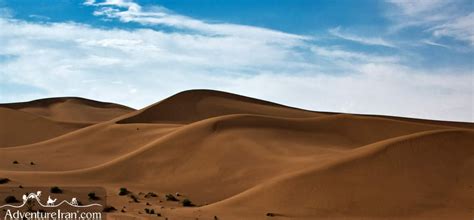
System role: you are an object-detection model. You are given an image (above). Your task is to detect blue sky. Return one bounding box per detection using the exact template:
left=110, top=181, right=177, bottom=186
left=0, top=0, right=473, bottom=121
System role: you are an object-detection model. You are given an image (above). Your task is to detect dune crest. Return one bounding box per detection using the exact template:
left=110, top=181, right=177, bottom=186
left=117, top=89, right=326, bottom=124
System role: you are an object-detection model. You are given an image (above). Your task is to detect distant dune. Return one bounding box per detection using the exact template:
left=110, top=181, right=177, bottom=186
left=0, top=97, right=134, bottom=147
left=0, top=90, right=472, bottom=220
left=1, top=97, right=134, bottom=123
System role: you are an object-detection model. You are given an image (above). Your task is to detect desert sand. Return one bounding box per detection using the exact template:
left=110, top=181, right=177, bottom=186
left=0, top=89, right=473, bottom=220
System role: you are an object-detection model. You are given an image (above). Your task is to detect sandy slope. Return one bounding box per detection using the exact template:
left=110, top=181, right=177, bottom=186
left=0, top=97, right=134, bottom=147
left=0, top=107, right=88, bottom=148
left=203, top=129, right=474, bottom=219
left=0, top=90, right=472, bottom=220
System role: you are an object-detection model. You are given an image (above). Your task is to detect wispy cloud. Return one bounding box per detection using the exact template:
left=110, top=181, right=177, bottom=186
left=85, top=0, right=308, bottom=42
left=328, top=27, right=396, bottom=48
left=421, top=39, right=451, bottom=49
left=430, top=12, right=474, bottom=46
left=386, top=0, right=474, bottom=47
left=311, top=46, right=400, bottom=63
left=28, top=14, right=51, bottom=20
left=386, top=0, right=449, bottom=16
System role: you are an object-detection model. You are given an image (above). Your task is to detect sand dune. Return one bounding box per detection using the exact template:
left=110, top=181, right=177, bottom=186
left=0, top=97, right=134, bottom=147
left=205, top=129, right=474, bottom=219
left=0, top=90, right=472, bottom=220
left=117, top=90, right=326, bottom=124
left=1, top=97, right=134, bottom=123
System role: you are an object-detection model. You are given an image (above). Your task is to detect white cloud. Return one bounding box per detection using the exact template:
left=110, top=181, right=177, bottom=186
left=328, top=27, right=396, bottom=48
left=430, top=12, right=474, bottom=46
left=386, top=0, right=474, bottom=47
left=311, top=46, right=400, bottom=63
left=0, top=17, right=315, bottom=106
left=86, top=0, right=307, bottom=43
left=83, top=0, right=96, bottom=5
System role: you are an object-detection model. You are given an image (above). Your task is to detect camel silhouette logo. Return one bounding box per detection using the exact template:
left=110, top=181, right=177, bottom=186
left=46, top=196, right=57, bottom=206
left=0, top=191, right=102, bottom=208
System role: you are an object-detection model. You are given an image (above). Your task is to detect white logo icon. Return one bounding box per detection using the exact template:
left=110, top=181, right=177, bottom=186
left=71, top=198, right=78, bottom=206
left=46, top=196, right=57, bottom=206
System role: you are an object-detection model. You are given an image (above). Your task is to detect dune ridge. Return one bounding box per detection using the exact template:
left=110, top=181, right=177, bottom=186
left=117, top=89, right=327, bottom=124
left=0, top=90, right=472, bottom=220
left=1, top=96, right=134, bottom=123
